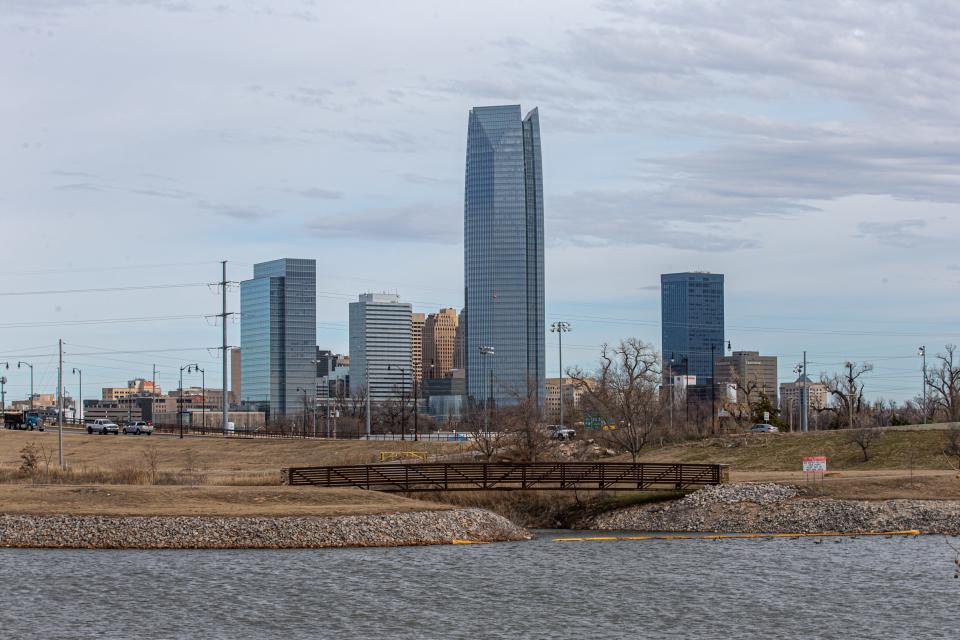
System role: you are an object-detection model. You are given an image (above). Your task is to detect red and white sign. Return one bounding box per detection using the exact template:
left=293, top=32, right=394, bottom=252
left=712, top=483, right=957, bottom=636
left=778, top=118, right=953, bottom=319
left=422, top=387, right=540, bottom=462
left=802, top=456, right=827, bottom=473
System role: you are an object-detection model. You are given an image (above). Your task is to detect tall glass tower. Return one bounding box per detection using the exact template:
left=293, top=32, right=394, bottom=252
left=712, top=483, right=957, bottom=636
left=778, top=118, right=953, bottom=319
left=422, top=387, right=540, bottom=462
left=240, top=258, right=317, bottom=418
left=464, top=105, right=545, bottom=407
left=661, top=272, right=725, bottom=387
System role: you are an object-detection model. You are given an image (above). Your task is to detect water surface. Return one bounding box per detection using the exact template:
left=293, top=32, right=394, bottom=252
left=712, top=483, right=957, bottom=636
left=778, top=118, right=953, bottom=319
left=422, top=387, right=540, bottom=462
left=0, top=531, right=955, bottom=639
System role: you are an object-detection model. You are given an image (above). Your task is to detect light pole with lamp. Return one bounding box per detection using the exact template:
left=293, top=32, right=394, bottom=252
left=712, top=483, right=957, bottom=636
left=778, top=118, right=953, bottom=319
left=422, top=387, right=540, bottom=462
left=387, top=364, right=407, bottom=441
left=193, top=366, right=205, bottom=432
left=72, top=368, right=82, bottom=425
left=296, top=386, right=315, bottom=438
left=0, top=361, right=9, bottom=413
left=550, top=322, right=571, bottom=428
left=179, top=363, right=199, bottom=439
left=17, top=361, right=34, bottom=413
left=479, top=346, right=495, bottom=433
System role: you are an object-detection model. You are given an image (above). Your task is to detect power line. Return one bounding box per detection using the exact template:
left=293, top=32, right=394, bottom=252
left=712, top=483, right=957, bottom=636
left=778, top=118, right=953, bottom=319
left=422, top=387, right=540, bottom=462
left=0, top=282, right=211, bottom=297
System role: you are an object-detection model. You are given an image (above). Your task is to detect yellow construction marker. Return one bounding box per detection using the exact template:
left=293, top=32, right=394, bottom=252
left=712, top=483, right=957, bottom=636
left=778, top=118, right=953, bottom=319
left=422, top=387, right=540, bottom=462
left=553, top=530, right=921, bottom=542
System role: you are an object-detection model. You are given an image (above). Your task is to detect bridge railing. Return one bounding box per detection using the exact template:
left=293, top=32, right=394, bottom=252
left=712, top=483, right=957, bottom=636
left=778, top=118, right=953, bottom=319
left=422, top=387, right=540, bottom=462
left=283, top=462, right=728, bottom=492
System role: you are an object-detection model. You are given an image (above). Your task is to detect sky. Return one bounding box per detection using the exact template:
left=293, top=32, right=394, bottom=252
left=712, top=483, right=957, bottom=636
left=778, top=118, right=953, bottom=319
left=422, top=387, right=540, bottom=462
left=1, top=0, right=958, bottom=404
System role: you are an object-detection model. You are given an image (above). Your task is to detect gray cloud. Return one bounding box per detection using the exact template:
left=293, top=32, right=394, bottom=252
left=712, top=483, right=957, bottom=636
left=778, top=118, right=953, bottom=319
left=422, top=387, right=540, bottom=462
left=304, top=203, right=458, bottom=243
left=288, top=187, right=343, bottom=200
left=856, top=219, right=930, bottom=248
left=198, top=201, right=274, bottom=222
left=400, top=173, right=457, bottom=186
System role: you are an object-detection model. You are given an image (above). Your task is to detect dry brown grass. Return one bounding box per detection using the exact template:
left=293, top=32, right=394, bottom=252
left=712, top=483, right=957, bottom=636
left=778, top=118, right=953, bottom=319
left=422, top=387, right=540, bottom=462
left=637, top=427, right=959, bottom=472
left=0, top=484, right=449, bottom=517
left=0, top=430, right=452, bottom=486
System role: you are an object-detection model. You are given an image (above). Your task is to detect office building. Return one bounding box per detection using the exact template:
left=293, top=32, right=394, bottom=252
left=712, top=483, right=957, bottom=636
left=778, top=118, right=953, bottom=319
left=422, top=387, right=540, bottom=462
left=423, top=308, right=459, bottom=380
left=780, top=375, right=829, bottom=423
left=229, top=348, right=241, bottom=405
left=411, top=313, right=425, bottom=385
left=545, top=377, right=583, bottom=422
left=715, top=350, right=779, bottom=407
left=464, top=104, right=545, bottom=407
left=661, top=272, right=725, bottom=390
left=240, top=258, right=317, bottom=417
left=349, top=293, right=412, bottom=403
left=453, top=308, right=466, bottom=370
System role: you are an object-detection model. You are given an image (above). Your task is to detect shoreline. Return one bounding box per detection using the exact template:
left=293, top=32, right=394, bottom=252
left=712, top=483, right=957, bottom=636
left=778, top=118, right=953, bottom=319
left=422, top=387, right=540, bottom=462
left=0, top=508, right=530, bottom=549
left=583, top=483, right=960, bottom=535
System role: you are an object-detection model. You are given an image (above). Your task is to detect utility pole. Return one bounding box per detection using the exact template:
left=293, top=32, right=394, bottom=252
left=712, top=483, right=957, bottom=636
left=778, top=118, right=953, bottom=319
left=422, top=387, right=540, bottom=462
left=668, top=355, right=675, bottom=434
left=919, top=346, right=927, bottom=424
left=551, top=321, right=571, bottom=428
left=58, top=339, right=64, bottom=469
left=801, top=351, right=809, bottom=433
left=217, top=261, right=234, bottom=434
left=845, top=361, right=855, bottom=430
left=365, top=380, right=371, bottom=437
left=413, top=376, right=419, bottom=441
left=711, top=344, right=716, bottom=434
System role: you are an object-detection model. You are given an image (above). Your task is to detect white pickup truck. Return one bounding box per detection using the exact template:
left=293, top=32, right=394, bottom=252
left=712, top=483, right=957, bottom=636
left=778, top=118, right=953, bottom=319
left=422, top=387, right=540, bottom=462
left=86, top=418, right=120, bottom=435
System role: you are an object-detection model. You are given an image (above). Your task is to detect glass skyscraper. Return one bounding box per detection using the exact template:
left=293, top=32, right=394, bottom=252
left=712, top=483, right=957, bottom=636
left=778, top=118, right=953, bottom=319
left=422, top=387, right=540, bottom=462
left=240, top=258, right=317, bottom=417
left=661, top=272, right=725, bottom=386
left=464, top=105, right=545, bottom=407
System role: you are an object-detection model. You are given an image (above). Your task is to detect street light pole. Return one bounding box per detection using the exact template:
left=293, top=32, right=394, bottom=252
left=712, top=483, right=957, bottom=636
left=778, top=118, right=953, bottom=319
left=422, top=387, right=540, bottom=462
left=479, top=346, right=495, bottom=433
left=17, top=362, right=34, bottom=413
left=387, top=365, right=408, bottom=441
left=179, top=363, right=199, bottom=439
left=196, top=366, right=205, bottom=432
left=550, top=322, right=571, bottom=428
left=72, top=368, right=82, bottom=425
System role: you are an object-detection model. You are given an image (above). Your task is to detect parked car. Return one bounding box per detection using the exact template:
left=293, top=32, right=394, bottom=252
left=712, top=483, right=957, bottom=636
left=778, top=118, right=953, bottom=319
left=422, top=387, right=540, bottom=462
left=86, top=418, right=120, bottom=435
left=749, top=423, right=779, bottom=433
left=547, top=425, right=577, bottom=441
left=122, top=420, right=153, bottom=435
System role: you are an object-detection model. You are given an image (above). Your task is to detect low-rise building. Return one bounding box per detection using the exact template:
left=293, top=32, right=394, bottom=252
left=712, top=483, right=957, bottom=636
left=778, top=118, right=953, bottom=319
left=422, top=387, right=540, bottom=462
left=545, top=377, right=582, bottom=422
left=779, top=374, right=829, bottom=426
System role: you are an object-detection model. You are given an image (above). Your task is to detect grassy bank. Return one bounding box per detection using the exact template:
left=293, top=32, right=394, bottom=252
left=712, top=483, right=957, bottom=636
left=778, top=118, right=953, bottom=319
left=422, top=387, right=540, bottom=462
left=0, top=484, right=448, bottom=517
left=0, top=429, right=453, bottom=486
left=638, top=426, right=959, bottom=472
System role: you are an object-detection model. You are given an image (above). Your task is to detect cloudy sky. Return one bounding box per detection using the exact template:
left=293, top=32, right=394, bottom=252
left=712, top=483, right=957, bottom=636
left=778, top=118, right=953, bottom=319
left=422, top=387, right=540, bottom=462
left=2, top=0, right=958, bottom=403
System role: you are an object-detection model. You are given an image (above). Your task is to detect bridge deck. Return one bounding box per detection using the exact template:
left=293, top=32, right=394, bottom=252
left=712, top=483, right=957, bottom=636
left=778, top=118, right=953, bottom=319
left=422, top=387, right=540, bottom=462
left=283, top=462, right=728, bottom=492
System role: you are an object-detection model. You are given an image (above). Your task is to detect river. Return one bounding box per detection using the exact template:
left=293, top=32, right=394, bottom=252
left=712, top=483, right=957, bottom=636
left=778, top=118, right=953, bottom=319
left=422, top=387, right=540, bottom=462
left=1, top=531, right=955, bottom=639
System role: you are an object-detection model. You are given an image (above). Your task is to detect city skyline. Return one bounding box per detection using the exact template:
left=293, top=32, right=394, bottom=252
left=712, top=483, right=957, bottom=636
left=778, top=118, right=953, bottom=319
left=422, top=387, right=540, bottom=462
left=2, top=1, right=958, bottom=405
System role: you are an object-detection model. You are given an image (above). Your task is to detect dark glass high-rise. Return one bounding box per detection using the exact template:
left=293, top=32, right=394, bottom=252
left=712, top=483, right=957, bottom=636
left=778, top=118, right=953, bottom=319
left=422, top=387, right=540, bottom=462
left=464, top=105, right=545, bottom=407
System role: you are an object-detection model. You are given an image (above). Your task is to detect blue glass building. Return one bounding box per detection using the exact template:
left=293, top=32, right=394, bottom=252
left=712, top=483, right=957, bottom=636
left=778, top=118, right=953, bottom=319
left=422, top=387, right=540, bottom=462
left=240, top=259, right=316, bottom=417
left=464, top=105, right=545, bottom=407
left=661, top=272, right=725, bottom=387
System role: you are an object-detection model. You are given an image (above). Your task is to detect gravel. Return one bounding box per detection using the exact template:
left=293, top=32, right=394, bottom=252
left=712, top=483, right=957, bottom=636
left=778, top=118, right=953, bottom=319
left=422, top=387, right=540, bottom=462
left=586, top=483, right=960, bottom=535
left=0, top=508, right=531, bottom=549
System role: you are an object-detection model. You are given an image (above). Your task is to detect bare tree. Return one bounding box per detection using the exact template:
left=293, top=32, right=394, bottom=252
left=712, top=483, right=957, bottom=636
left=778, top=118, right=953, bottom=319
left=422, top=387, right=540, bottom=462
left=460, top=401, right=505, bottom=461
left=568, top=338, right=663, bottom=462
left=846, top=426, right=883, bottom=462
left=926, top=344, right=960, bottom=423
left=943, top=424, right=960, bottom=470
left=822, top=361, right=873, bottom=429
left=501, top=381, right=551, bottom=462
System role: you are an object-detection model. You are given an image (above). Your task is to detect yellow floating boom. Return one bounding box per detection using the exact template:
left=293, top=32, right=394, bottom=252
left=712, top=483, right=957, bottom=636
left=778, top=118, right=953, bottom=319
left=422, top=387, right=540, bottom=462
left=553, top=530, right=921, bottom=542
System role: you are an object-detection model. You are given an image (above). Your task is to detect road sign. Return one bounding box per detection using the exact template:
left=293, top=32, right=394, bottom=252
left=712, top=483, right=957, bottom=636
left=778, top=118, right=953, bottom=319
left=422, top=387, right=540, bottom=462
left=802, top=456, right=827, bottom=472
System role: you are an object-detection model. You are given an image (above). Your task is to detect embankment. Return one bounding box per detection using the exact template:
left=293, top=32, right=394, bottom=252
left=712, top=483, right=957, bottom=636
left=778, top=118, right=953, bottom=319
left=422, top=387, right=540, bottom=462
left=0, top=508, right=530, bottom=549
left=584, top=483, right=960, bottom=534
